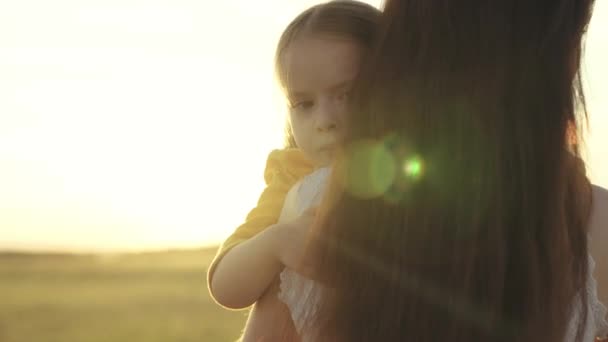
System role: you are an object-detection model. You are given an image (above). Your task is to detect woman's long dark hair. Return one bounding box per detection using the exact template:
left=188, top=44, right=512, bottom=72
left=307, top=0, right=596, bottom=341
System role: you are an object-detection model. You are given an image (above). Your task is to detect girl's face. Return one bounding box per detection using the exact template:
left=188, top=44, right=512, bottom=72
left=282, top=36, right=363, bottom=167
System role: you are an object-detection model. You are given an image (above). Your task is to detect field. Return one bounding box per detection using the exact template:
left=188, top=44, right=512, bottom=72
left=0, top=248, right=248, bottom=342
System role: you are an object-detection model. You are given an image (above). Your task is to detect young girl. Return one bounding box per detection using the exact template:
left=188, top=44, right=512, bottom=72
left=207, top=1, right=380, bottom=340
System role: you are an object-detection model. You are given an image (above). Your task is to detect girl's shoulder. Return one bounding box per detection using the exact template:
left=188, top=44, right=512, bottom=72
left=264, top=148, right=315, bottom=185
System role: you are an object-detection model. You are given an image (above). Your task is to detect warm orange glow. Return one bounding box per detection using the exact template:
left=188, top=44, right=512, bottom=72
left=0, top=0, right=606, bottom=252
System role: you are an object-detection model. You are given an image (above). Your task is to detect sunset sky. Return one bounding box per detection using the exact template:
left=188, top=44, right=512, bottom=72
left=0, top=0, right=606, bottom=252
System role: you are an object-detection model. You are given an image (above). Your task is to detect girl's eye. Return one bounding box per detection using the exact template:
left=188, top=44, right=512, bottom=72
left=292, top=100, right=314, bottom=111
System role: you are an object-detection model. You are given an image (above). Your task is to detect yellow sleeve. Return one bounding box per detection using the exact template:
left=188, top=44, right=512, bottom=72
left=206, top=148, right=314, bottom=285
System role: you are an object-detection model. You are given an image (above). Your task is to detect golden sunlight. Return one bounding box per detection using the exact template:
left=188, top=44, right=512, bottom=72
left=0, top=0, right=302, bottom=251
left=0, top=0, right=605, bottom=253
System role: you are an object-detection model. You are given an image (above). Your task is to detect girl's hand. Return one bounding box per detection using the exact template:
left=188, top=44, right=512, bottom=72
left=275, top=207, right=317, bottom=277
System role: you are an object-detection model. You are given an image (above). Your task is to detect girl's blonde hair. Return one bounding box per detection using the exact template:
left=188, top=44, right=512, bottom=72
left=274, top=0, right=380, bottom=148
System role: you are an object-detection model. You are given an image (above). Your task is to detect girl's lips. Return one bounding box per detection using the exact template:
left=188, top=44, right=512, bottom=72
left=319, top=146, right=335, bottom=153
left=318, top=143, right=336, bottom=152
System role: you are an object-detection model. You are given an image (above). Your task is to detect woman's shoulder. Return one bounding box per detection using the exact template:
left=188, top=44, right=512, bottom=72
left=297, top=168, right=331, bottom=212
left=589, top=185, right=607, bottom=248
left=300, top=167, right=331, bottom=186
left=278, top=178, right=305, bottom=224
left=589, top=185, right=608, bottom=322
left=590, top=185, right=608, bottom=224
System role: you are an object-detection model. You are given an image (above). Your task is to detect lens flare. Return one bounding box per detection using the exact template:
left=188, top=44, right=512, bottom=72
left=343, top=140, right=396, bottom=199
left=403, top=157, right=423, bottom=180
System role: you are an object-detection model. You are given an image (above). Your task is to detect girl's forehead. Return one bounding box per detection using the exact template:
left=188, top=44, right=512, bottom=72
left=281, top=36, right=363, bottom=94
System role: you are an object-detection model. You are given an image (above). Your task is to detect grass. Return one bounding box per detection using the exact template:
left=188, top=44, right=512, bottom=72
left=0, top=248, right=248, bottom=342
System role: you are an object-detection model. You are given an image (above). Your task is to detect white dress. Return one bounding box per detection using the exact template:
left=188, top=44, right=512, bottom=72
left=277, top=169, right=608, bottom=341
left=277, top=167, right=329, bottom=342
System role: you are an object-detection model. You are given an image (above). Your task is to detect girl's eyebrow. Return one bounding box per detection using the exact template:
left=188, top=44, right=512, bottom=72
left=288, top=91, right=311, bottom=99
left=288, top=80, right=355, bottom=99
left=328, top=80, right=354, bottom=92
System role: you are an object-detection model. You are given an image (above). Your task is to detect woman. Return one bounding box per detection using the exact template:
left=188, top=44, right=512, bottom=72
left=276, top=0, right=608, bottom=341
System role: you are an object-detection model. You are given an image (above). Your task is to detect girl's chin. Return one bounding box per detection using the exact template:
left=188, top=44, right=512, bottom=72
left=313, top=154, right=333, bottom=168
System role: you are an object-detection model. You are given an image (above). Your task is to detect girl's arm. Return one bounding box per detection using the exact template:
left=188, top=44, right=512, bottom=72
left=210, top=208, right=314, bottom=309
left=207, top=149, right=314, bottom=309
left=241, top=278, right=300, bottom=342
left=209, top=222, right=285, bottom=309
